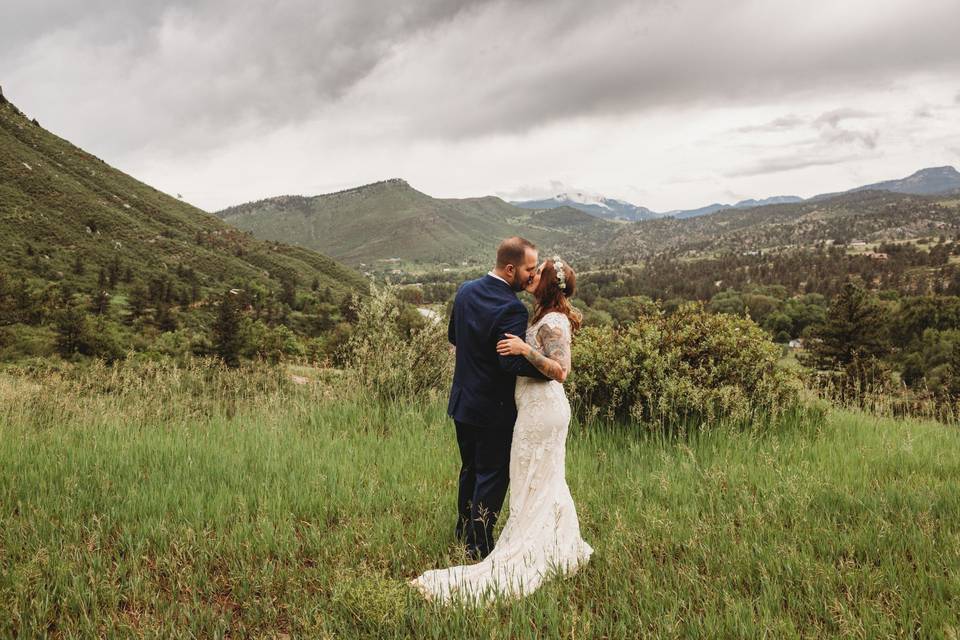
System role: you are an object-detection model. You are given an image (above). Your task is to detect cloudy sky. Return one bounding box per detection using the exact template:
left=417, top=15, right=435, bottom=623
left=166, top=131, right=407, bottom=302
left=3, top=0, right=959, bottom=212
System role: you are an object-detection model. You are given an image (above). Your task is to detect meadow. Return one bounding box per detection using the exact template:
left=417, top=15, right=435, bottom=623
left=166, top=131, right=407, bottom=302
left=1, top=361, right=958, bottom=638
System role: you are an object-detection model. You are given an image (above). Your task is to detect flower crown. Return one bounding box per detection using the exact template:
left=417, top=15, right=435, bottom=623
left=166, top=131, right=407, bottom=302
left=552, top=255, right=567, bottom=292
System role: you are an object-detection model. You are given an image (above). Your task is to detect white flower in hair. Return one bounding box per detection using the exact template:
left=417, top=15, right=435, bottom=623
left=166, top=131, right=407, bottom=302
left=552, top=255, right=567, bottom=291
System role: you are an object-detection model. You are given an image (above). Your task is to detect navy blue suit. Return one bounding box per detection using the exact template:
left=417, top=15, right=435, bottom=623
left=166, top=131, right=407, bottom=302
left=447, top=274, right=547, bottom=557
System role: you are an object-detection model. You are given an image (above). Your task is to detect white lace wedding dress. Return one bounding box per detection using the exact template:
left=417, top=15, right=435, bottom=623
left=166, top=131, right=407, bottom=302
left=410, top=312, right=593, bottom=604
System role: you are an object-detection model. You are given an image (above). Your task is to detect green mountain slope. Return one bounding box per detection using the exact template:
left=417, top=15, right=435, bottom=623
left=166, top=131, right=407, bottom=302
left=0, top=88, right=367, bottom=360
left=0, top=91, right=365, bottom=298
left=216, top=180, right=619, bottom=266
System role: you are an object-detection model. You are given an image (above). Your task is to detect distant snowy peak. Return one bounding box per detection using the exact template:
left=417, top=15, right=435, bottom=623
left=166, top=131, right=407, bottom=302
left=553, top=191, right=612, bottom=210
left=513, top=192, right=658, bottom=221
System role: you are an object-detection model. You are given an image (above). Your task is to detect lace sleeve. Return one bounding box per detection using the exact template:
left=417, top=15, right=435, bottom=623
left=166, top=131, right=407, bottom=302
left=534, top=312, right=572, bottom=377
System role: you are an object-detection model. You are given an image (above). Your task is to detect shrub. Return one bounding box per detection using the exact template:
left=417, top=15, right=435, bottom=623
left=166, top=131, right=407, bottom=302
left=244, top=321, right=305, bottom=364
left=322, top=322, right=354, bottom=366
left=149, top=328, right=213, bottom=362
left=567, top=301, right=806, bottom=430
left=342, top=287, right=452, bottom=403
left=87, top=317, right=127, bottom=363
left=0, top=323, right=57, bottom=360
left=50, top=307, right=127, bottom=362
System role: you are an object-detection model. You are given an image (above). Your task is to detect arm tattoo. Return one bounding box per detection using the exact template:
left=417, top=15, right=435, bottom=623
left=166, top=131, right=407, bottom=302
left=523, top=323, right=570, bottom=381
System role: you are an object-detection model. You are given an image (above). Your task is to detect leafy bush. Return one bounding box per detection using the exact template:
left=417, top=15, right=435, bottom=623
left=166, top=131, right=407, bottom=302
left=86, top=317, right=127, bottom=363
left=568, top=301, right=806, bottom=430
left=0, top=323, right=57, bottom=360
left=342, top=287, right=452, bottom=403
left=148, top=328, right=212, bottom=362
left=341, top=292, right=811, bottom=428
left=243, top=320, right=305, bottom=364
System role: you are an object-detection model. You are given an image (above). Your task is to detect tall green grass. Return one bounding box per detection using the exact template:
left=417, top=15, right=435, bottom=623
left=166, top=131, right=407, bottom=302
left=1, top=363, right=958, bottom=638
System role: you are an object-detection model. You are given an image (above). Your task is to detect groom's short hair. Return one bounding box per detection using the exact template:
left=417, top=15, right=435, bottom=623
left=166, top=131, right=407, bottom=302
left=496, top=237, right=536, bottom=269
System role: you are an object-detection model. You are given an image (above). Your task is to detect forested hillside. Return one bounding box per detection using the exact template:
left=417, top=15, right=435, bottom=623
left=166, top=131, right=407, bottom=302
left=0, top=90, right=367, bottom=362
left=608, top=190, right=960, bottom=260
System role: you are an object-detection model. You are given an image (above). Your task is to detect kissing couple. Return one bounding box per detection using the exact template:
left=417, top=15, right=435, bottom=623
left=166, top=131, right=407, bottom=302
left=410, top=236, right=593, bottom=604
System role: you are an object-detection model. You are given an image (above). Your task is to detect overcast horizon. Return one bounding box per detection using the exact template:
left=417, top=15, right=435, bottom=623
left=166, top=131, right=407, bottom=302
left=3, top=0, right=960, bottom=213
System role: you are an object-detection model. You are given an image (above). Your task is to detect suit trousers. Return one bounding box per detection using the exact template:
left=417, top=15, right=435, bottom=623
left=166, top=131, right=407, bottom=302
left=454, top=419, right=513, bottom=558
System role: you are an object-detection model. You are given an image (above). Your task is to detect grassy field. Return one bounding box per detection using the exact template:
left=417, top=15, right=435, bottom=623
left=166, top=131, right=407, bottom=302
left=1, top=363, right=959, bottom=638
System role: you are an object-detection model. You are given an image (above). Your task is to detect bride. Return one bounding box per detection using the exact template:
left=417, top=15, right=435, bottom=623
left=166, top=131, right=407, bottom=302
left=410, top=257, right=593, bottom=603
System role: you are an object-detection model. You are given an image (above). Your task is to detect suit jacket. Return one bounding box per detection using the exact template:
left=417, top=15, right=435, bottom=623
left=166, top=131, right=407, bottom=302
left=447, top=274, right=547, bottom=429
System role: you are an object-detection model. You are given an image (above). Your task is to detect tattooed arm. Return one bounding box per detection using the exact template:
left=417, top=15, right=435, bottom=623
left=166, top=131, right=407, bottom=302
left=495, top=303, right=549, bottom=380
left=496, top=317, right=571, bottom=382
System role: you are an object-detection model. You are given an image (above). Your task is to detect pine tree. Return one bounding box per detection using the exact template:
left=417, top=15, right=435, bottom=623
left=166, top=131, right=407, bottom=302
left=212, top=291, right=243, bottom=367
left=156, top=303, right=178, bottom=332
left=126, top=285, right=147, bottom=318
left=802, top=280, right=891, bottom=399
left=108, top=256, right=121, bottom=287
left=54, top=305, right=93, bottom=357
left=90, top=290, right=110, bottom=315
left=280, top=276, right=297, bottom=308
left=804, top=281, right=888, bottom=370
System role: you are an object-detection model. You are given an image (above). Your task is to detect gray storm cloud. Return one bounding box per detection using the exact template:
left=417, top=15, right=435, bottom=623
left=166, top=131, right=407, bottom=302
left=366, top=0, right=960, bottom=139
left=3, top=0, right=960, bottom=212
left=2, top=0, right=490, bottom=155
left=4, top=0, right=960, bottom=159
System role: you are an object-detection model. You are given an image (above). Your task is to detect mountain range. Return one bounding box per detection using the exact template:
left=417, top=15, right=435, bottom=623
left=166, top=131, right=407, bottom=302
left=216, top=167, right=960, bottom=268
left=5, top=76, right=957, bottom=283
left=661, top=195, right=806, bottom=220
left=607, top=188, right=960, bottom=261
left=810, top=166, right=960, bottom=201
left=215, top=180, right=616, bottom=266
left=510, top=166, right=960, bottom=221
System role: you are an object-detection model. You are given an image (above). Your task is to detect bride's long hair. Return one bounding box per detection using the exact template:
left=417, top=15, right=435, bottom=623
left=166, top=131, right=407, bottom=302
left=531, top=259, right=582, bottom=332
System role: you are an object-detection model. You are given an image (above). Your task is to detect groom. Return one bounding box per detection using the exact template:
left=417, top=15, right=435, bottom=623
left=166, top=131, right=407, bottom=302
left=447, top=236, right=548, bottom=560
